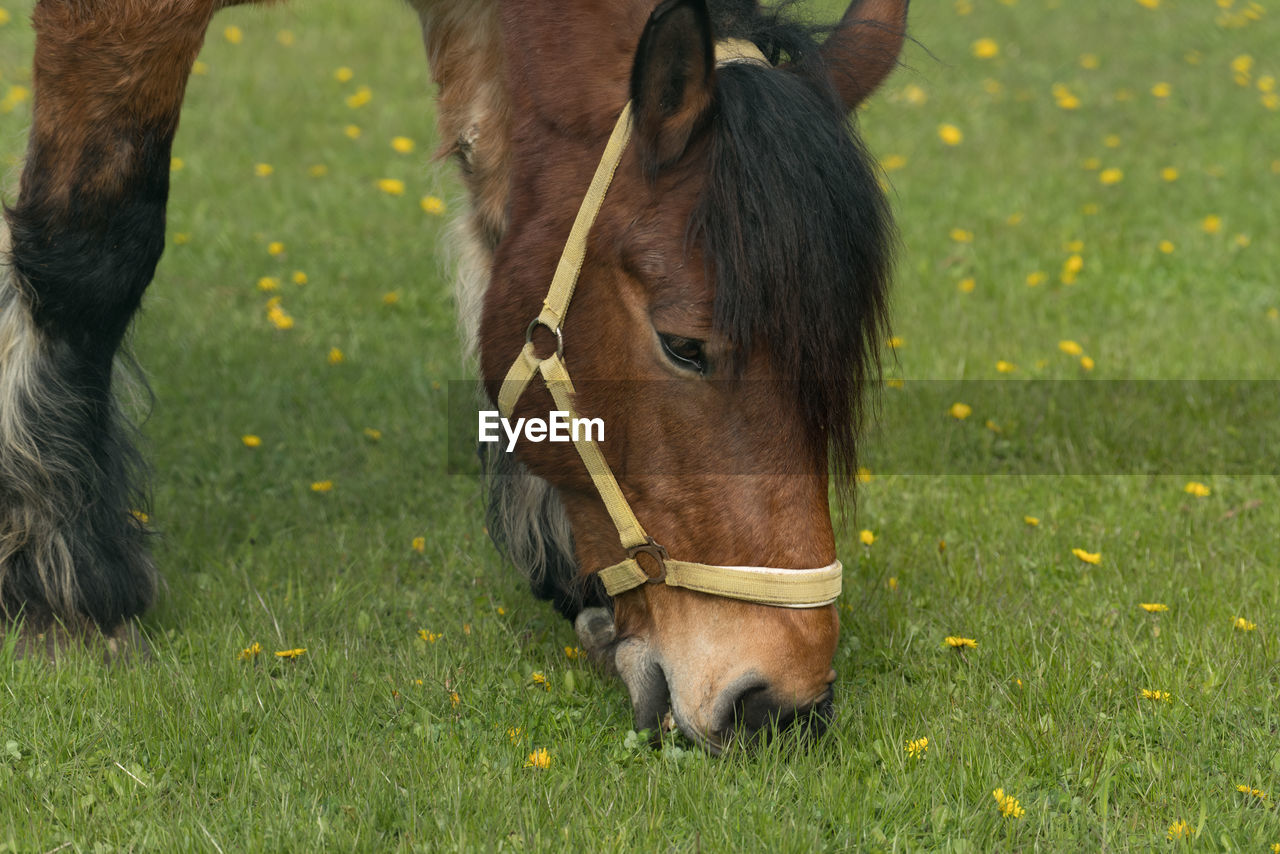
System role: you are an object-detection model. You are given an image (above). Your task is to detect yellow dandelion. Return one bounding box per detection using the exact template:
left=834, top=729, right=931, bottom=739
left=524, top=748, right=551, bottom=769
left=1080, top=53, right=1100, bottom=69
left=1135, top=0, right=1158, bottom=7
left=1006, top=211, right=1024, bottom=225
left=224, top=25, right=243, bottom=44
left=992, top=789, right=1026, bottom=818
left=1024, top=515, right=1040, bottom=527
left=192, top=60, right=209, bottom=75
left=886, top=378, right=904, bottom=389
left=130, top=509, right=149, bottom=525
left=1072, top=548, right=1101, bottom=565
left=334, top=66, right=354, bottom=82
left=972, top=38, right=999, bottom=59
left=276, top=29, right=294, bottom=47
left=1183, top=481, right=1210, bottom=497
left=344, top=124, right=362, bottom=139
left=957, top=277, right=976, bottom=293
left=1026, top=271, right=1045, bottom=287
left=267, top=305, right=294, bottom=330
left=377, top=178, right=406, bottom=196
left=310, top=480, right=333, bottom=493
left=1167, top=820, right=1193, bottom=841
left=859, top=529, right=876, bottom=546
left=241, top=434, right=262, bottom=448
left=1058, top=340, right=1084, bottom=356
left=411, top=536, right=425, bottom=552
left=565, top=646, right=583, bottom=659
left=254, top=163, right=274, bottom=177
left=1259, top=75, right=1276, bottom=93
left=1233, top=617, right=1256, bottom=631
left=450, top=691, right=460, bottom=707
left=267, top=241, right=284, bottom=256
left=1234, top=233, right=1251, bottom=248
left=391, top=136, right=415, bottom=154
left=345, top=86, right=373, bottom=109
left=996, top=360, right=1017, bottom=373
left=888, top=336, right=905, bottom=349
left=1159, top=240, right=1175, bottom=254
left=1139, top=602, right=1168, bottom=613
left=257, top=276, right=280, bottom=292
left=1082, top=203, right=1100, bottom=215
left=1202, top=215, right=1222, bottom=233
left=949, top=227, right=974, bottom=243
left=170, top=157, right=185, bottom=172
left=944, top=636, right=977, bottom=649
left=902, top=84, right=928, bottom=105
left=291, top=271, right=308, bottom=285
left=1150, top=82, right=1171, bottom=98
left=238, top=642, right=262, bottom=661
left=308, top=164, right=329, bottom=178
left=1141, top=689, right=1171, bottom=702
left=1231, top=54, right=1254, bottom=75
left=421, top=195, right=446, bottom=215
left=173, top=233, right=191, bottom=245
left=857, top=467, right=873, bottom=483
left=0, top=8, right=10, bottom=25
left=418, top=629, right=440, bottom=643
left=382, top=291, right=401, bottom=305
left=1080, top=356, right=1095, bottom=371
left=327, top=347, right=344, bottom=365
left=905, top=736, right=929, bottom=758
left=1161, top=166, right=1179, bottom=181
left=948, top=402, right=972, bottom=420
left=1237, top=785, right=1268, bottom=801
left=1099, top=168, right=1123, bottom=185
left=881, top=154, right=908, bottom=171
left=274, top=648, right=306, bottom=659
left=887, top=576, right=898, bottom=591
left=363, top=427, right=382, bottom=441
left=938, top=123, right=963, bottom=145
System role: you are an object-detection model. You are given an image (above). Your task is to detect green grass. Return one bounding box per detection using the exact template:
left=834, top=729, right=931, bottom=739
left=2, top=0, right=1279, bottom=849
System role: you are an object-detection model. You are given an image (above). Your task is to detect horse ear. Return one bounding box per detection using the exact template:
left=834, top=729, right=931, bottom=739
left=820, top=0, right=909, bottom=112
left=630, top=0, right=715, bottom=178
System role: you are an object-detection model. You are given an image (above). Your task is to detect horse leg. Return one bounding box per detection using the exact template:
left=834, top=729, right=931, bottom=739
left=0, top=0, right=265, bottom=656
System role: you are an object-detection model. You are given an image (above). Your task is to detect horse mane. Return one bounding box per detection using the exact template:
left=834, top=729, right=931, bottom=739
left=694, top=0, right=895, bottom=486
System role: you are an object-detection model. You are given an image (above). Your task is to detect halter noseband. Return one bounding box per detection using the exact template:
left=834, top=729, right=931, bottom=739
left=495, top=40, right=842, bottom=609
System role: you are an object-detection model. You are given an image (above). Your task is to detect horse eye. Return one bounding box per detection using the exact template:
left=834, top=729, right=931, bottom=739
left=658, top=333, right=708, bottom=375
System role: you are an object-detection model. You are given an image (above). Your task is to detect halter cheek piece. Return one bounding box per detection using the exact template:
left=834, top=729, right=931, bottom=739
left=496, top=39, right=842, bottom=609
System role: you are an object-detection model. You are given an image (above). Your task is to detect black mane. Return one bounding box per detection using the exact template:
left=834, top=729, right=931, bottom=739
left=695, top=0, right=895, bottom=483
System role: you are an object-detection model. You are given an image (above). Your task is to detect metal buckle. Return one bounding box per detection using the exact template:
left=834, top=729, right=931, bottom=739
left=627, top=537, right=669, bottom=584
left=525, top=317, right=564, bottom=360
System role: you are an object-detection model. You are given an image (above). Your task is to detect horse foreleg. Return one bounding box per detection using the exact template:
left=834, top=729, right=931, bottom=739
left=0, top=0, right=253, bottom=655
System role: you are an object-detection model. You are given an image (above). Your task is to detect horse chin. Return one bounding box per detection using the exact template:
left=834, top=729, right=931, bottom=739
left=575, top=607, right=674, bottom=742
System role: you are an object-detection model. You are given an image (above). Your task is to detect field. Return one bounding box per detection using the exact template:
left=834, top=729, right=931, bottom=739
left=2, top=0, right=1279, bottom=849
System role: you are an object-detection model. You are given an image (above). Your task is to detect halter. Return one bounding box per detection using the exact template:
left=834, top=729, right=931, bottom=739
left=495, top=39, right=842, bottom=609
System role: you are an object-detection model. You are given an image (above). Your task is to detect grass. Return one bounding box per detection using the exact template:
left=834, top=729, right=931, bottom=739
left=2, top=0, right=1279, bottom=849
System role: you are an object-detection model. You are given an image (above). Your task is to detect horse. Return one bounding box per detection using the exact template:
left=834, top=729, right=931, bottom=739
left=0, top=0, right=906, bottom=750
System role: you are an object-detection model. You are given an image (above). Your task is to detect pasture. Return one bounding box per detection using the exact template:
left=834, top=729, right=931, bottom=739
left=2, top=0, right=1278, bottom=848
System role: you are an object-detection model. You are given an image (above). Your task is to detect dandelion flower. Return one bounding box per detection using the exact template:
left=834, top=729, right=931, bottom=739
left=1072, top=548, right=1101, bottom=565
left=971, top=38, right=999, bottom=59
left=1141, top=689, right=1171, bottom=702
left=224, top=25, right=243, bottom=44
left=310, top=480, right=333, bottom=492
left=1202, top=215, right=1222, bottom=233
left=902, top=84, right=927, bottom=105
left=992, top=788, right=1026, bottom=818
left=254, top=163, right=274, bottom=177
left=1161, top=166, right=1179, bottom=182
left=948, top=402, right=972, bottom=420
left=418, top=629, right=440, bottom=643
left=938, top=123, right=963, bottom=145
left=1080, top=53, right=1100, bottom=69
left=1183, top=481, right=1210, bottom=497
left=1058, top=340, right=1083, bottom=356
left=344, top=124, right=361, bottom=139
left=241, top=434, right=262, bottom=448
left=267, top=305, right=294, bottom=330
left=1024, top=515, right=1040, bottom=526
left=364, top=427, right=383, bottom=441
left=531, top=671, right=548, bottom=686
left=0, top=8, right=10, bottom=25
left=274, top=648, right=306, bottom=659
left=170, top=157, right=185, bottom=172
left=1237, top=785, right=1268, bottom=801
left=1234, top=617, right=1256, bottom=631
left=334, top=66, right=354, bottom=82
left=944, top=636, right=977, bottom=649
left=1026, top=271, right=1045, bottom=287
left=382, top=291, right=401, bottom=305
left=267, top=241, right=284, bottom=256
left=887, top=576, right=898, bottom=591
left=1159, top=240, right=1175, bottom=254
left=1080, top=356, right=1095, bottom=371
left=377, top=178, right=406, bottom=196
left=1167, top=820, right=1193, bottom=841
left=174, top=233, right=191, bottom=245
left=308, top=164, right=328, bottom=178
left=949, top=227, right=974, bottom=243
left=888, top=336, right=905, bottom=349
left=327, top=347, right=344, bottom=365
left=238, top=642, right=262, bottom=661
left=881, top=154, right=907, bottom=171
left=257, top=276, right=280, bottom=292
left=130, top=509, right=149, bottom=525
left=391, top=136, right=415, bottom=154
left=276, top=29, right=294, bottom=46
left=524, top=748, right=551, bottom=769
left=1151, top=82, right=1171, bottom=98
left=996, top=360, right=1017, bottom=373
left=345, top=85, right=372, bottom=109
left=859, top=529, right=876, bottom=546
left=1099, top=168, right=1124, bottom=185
left=565, top=646, right=583, bottom=659
left=857, top=467, right=873, bottom=483
left=1139, top=602, right=1168, bottom=613
left=192, top=60, right=209, bottom=75
left=905, top=736, right=929, bottom=758
left=291, top=271, right=308, bottom=285
left=421, top=196, right=446, bottom=215
left=956, top=277, right=976, bottom=294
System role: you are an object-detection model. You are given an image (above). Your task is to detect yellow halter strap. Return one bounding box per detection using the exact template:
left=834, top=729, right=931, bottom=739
left=495, top=41, right=842, bottom=609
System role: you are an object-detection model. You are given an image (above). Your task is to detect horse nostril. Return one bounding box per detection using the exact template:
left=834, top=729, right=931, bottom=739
left=720, top=683, right=835, bottom=745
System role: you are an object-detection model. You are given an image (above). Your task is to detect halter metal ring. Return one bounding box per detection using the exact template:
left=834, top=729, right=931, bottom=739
left=525, top=317, right=564, bottom=359
left=627, top=537, right=669, bottom=584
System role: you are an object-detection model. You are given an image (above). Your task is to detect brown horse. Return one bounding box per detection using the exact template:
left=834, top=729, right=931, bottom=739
left=0, top=0, right=905, bottom=749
